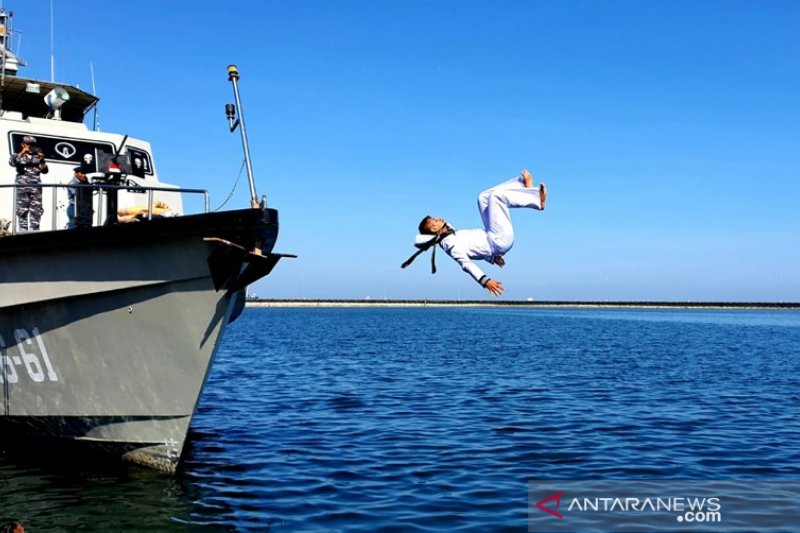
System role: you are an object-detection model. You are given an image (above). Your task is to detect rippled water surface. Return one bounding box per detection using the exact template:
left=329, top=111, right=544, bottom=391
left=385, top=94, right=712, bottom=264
left=2, top=307, right=800, bottom=531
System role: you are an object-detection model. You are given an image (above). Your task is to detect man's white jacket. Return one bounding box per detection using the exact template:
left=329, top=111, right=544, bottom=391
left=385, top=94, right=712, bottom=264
left=439, top=229, right=499, bottom=288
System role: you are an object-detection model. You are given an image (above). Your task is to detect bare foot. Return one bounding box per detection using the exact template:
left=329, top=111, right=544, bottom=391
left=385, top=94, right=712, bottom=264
left=539, top=182, right=547, bottom=210
left=521, top=169, right=533, bottom=188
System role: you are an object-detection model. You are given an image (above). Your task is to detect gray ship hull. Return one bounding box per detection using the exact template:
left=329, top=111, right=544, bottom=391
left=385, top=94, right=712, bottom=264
left=0, top=208, right=283, bottom=472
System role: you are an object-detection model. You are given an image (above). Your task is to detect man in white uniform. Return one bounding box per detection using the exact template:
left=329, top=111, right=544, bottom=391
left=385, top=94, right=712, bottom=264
left=404, top=169, right=546, bottom=296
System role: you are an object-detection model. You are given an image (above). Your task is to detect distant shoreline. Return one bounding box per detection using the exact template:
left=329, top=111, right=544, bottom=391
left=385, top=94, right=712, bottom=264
left=246, top=299, right=800, bottom=310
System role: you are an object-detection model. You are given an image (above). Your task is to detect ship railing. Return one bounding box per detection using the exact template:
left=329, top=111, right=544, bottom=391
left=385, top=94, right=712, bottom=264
left=0, top=181, right=210, bottom=233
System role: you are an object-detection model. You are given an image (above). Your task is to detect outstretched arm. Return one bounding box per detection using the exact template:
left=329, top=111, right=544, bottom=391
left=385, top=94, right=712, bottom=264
left=445, top=245, right=504, bottom=297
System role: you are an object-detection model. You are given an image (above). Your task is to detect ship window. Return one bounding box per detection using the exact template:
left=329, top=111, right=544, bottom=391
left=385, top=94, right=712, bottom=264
left=126, top=148, right=153, bottom=178
left=8, top=132, right=152, bottom=177
left=8, top=132, right=115, bottom=172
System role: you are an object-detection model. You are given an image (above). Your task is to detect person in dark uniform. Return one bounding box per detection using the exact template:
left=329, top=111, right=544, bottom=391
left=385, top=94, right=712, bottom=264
left=9, top=135, right=48, bottom=231
left=67, top=165, right=94, bottom=229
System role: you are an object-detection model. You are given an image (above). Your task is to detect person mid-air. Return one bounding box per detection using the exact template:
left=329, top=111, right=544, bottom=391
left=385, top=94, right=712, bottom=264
left=402, top=169, right=547, bottom=296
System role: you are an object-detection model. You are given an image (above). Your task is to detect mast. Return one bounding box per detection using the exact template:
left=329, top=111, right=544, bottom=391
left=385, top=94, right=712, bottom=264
left=226, top=65, right=261, bottom=208
left=90, top=60, right=99, bottom=130
left=0, top=8, right=6, bottom=112
left=49, top=0, right=54, bottom=82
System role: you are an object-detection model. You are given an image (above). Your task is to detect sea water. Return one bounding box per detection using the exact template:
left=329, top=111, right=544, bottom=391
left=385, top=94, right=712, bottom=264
left=1, top=307, right=799, bottom=531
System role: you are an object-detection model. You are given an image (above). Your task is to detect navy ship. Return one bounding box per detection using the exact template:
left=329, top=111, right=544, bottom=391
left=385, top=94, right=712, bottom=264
left=0, top=8, right=290, bottom=472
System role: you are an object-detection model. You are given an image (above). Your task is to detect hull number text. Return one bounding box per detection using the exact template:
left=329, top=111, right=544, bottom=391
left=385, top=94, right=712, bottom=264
left=0, top=328, right=59, bottom=384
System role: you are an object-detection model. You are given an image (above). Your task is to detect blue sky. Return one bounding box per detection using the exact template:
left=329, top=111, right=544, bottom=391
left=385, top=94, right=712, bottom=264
left=13, top=1, right=799, bottom=301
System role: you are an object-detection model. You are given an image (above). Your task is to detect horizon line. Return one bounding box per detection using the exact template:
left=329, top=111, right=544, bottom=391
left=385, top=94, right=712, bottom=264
left=245, top=299, right=799, bottom=310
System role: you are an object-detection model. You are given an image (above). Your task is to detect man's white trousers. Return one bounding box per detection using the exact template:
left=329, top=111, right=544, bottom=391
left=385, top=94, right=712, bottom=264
left=477, top=176, right=543, bottom=255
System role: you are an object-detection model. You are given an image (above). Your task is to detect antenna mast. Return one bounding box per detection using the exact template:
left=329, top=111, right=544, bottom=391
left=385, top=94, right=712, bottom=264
left=49, top=0, right=54, bottom=82
left=0, top=8, right=6, bottom=114
left=0, top=6, right=13, bottom=113
left=90, top=61, right=99, bottom=130
left=226, top=65, right=261, bottom=208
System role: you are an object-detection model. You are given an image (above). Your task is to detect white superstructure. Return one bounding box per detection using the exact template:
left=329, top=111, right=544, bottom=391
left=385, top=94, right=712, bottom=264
left=0, top=8, right=185, bottom=232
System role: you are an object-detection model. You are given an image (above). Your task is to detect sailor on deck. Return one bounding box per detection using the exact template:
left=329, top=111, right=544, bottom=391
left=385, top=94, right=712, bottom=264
left=67, top=165, right=94, bottom=229
left=403, top=170, right=547, bottom=297
left=9, top=135, right=49, bottom=231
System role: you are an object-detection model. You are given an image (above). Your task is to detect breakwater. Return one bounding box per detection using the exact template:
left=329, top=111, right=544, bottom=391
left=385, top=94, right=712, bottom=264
left=247, top=299, right=800, bottom=310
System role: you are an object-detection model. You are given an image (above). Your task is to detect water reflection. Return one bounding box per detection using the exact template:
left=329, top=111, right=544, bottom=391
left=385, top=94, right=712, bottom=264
left=0, top=452, right=195, bottom=531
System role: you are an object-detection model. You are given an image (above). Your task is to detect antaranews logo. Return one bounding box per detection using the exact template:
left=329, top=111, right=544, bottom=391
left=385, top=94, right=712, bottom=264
left=529, top=481, right=738, bottom=532
left=535, top=491, right=564, bottom=519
